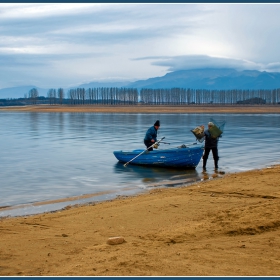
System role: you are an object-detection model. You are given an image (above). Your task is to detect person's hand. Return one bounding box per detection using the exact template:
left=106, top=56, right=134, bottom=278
left=151, top=139, right=155, bottom=143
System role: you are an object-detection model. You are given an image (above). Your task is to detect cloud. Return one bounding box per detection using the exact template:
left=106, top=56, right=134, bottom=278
left=1, top=3, right=280, bottom=89
left=265, top=62, right=280, bottom=72
left=0, top=4, right=198, bottom=49
left=134, top=55, right=269, bottom=72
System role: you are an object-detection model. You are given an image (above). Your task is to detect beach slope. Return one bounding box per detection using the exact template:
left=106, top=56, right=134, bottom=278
left=0, top=165, right=280, bottom=276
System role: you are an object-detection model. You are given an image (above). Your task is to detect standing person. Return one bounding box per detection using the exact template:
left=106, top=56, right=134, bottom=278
left=202, top=122, right=220, bottom=170
left=144, top=120, right=160, bottom=151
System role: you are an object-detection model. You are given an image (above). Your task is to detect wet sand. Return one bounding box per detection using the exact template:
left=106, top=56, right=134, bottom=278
left=1, top=165, right=280, bottom=276
left=0, top=104, right=280, bottom=276
left=1, top=104, right=280, bottom=114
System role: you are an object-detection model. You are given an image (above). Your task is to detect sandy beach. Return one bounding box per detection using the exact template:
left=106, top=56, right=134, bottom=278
left=0, top=165, right=279, bottom=276
left=0, top=105, right=280, bottom=276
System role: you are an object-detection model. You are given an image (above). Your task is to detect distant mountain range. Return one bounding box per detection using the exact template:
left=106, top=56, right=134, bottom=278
left=2, top=68, right=280, bottom=99
left=127, top=68, right=280, bottom=90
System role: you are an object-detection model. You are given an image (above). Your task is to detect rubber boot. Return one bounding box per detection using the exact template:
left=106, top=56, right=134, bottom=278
left=214, top=160, right=219, bottom=169
left=203, top=158, right=207, bottom=170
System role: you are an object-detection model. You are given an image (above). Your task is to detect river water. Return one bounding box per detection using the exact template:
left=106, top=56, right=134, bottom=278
left=0, top=111, right=279, bottom=217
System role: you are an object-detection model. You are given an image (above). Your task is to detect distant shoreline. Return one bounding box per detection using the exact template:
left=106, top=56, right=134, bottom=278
left=1, top=104, right=280, bottom=114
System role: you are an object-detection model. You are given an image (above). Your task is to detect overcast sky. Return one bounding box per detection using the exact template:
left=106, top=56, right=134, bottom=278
left=1, top=3, right=280, bottom=89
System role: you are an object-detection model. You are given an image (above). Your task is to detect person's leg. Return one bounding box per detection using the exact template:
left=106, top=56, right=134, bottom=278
left=212, top=147, right=219, bottom=169
left=144, top=140, right=154, bottom=151
left=203, top=148, right=210, bottom=169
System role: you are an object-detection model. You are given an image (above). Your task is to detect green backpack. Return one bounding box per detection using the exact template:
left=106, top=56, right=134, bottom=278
left=208, top=124, right=223, bottom=138
left=209, top=118, right=225, bottom=138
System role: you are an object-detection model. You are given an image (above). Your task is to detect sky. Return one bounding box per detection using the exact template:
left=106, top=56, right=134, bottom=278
left=1, top=3, right=280, bottom=89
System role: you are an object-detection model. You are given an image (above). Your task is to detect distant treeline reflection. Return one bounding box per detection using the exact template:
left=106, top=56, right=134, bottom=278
left=1, top=87, right=280, bottom=106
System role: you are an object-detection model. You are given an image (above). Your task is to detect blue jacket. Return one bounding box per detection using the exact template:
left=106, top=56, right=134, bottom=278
left=144, top=126, right=158, bottom=142
left=204, top=129, right=220, bottom=148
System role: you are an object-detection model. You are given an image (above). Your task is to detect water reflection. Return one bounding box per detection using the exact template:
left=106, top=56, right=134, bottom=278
left=114, top=162, right=201, bottom=187
left=29, top=112, right=40, bottom=137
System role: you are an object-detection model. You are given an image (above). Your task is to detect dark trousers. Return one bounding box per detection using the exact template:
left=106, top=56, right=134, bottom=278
left=144, top=140, right=154, bottom=151
left=203, top=147, right=219, bottom=168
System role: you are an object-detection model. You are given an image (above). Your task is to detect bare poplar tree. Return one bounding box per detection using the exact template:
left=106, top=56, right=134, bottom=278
left=57, top=88, right=64, bottom=105
left=29, top=88, right=39, bottom=104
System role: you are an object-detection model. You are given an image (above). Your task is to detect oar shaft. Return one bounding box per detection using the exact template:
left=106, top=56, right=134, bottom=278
left=124, top=137, right=165, bottom=167
left=123, top=150, right=146, bottom=167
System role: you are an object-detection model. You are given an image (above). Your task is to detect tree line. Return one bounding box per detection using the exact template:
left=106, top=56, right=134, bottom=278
left=67, top=87, right=138, bottom=105
left=2, top=87, right=280, bottom=107
left=21, top=87, right=280, bottom=105
left=51, top=87, right=280, bottom=105
left=139, top=88, right=280, bottom=105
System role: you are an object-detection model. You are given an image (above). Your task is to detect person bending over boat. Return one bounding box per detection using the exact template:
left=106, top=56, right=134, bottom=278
left=202, top=122, right=221, bottom=170
left=144, top=120, right=160, bottom=151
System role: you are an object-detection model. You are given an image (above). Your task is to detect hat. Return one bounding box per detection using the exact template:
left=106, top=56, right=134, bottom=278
left=154, top=120, right=160, bottom=126
left=208, top=122, right=214, bottom=127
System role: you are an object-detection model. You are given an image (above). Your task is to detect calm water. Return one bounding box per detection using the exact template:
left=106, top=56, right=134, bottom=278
left=1, top=112, right=280, bottom=217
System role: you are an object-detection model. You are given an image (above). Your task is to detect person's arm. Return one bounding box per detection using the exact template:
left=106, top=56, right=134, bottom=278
left=154, top=127, right=158, bottom=142
left=145, top=127, right=155, bottom=142
left=151, top=127, right=157, bottom=142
